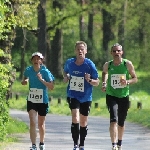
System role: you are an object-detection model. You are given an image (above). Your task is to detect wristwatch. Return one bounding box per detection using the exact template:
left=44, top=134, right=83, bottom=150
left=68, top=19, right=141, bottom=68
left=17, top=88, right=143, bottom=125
left=102, top=82, right=107, bottom=87
left=127, top=81, right=129, bottom=85
left=89, top=79, right=92, bottom=82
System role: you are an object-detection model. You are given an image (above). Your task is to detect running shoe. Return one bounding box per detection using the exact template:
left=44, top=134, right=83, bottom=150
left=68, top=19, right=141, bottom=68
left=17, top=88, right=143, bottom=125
left=79, top=147, right=84, bottom=150
left=30, top=145, right=37, bottom=150
left=118, top=145, right=122, bottom=150
left=112, top=145, right=118, bottom=150
left=73, top=145, right=78, bottom=150
left=39, top=144, right=45, bottom=150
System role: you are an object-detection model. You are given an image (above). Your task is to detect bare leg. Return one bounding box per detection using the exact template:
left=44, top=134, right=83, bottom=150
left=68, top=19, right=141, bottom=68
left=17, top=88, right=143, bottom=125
left=38, top=115, right=46, bottom=143
left=80, top=114, right=88, bottom=127
left=72, top=108, right=80, bottom=123
left=118, top=125, right=125, bottom=140
left=28, top=110, right=37, bottom=145
left=109, top=122, right=118, bottom=144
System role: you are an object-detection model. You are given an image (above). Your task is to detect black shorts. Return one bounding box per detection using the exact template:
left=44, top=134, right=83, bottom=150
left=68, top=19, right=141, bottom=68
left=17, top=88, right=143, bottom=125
left=70, top=98, right=92, bottom=116
left=27, top=101, right=49, bottom=116
left=67, top=97, right=71, bottom=109
left=106, top=94, right=129, bottom=126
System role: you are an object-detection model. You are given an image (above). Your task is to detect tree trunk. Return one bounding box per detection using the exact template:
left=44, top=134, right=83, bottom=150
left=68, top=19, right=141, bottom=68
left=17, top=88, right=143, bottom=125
left=51, top=29, right=63, bottom=78
left=79, top=0, right=86, bottom=41
left=87, top=11, right=94, bottom=59
left=118, top=0, right=127, bottom=57
left=138, top=20, right=146, bottom=69
left=50, top=0, right=63, bottom=78
left=102, top=0, right=113, bottom=63
left=37, top=0, right=47, bottom=64
left=19, top=28, right=26, bottom=79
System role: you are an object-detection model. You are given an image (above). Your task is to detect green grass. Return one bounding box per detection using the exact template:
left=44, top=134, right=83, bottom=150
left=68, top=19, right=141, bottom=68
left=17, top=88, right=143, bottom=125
left=7, top=117, right=29, bottom=134
left=5, top=70, right=150, bottom=147
left=0, top=117, right=29, bottom=148
left=2, top=70, right=150, bottom=148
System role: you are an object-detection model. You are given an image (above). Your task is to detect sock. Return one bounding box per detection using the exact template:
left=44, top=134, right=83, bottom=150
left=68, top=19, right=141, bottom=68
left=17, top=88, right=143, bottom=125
left=112, top=143, right=117, bottom=147
left=39, top=142, right=44, bottom=145
left=117, top=140, right=122, bottom=146
left=32, top=144, right=36, bottom=146
left=79, top=126, right=88, bottom=147
left=71, top=123, right=79, bottom=146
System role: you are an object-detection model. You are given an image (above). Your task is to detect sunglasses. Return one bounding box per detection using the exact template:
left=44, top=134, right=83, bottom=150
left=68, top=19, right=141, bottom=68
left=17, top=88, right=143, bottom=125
left=112, top=50, right=122, bottom=53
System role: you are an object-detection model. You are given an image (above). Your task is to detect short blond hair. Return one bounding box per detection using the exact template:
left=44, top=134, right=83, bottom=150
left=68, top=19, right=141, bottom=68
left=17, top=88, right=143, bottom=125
left=75, top=41, right=87, bottom=50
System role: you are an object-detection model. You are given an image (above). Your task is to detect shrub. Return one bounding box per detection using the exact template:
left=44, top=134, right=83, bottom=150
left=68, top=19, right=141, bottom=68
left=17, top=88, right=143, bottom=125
left=0, top=61, right=13, bottom=141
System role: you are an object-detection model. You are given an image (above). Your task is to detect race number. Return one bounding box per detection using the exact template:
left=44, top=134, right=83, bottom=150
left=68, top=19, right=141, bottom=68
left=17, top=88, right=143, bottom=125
left=70, top=76, right=84, bottom=92
left=28, top=88, right=43, bottom=103
left=111, top=74, right=126, bottom=89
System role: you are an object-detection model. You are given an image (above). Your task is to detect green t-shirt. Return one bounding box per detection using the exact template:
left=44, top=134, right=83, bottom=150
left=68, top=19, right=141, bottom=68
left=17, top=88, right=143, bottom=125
left=106, top=59, right=129, bottom=98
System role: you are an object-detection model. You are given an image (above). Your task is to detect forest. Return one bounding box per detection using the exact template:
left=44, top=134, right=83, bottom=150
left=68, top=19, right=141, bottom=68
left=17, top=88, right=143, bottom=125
left=10, top=0, right=150, bottom=79
left=0, top=0, right=150, bottom=140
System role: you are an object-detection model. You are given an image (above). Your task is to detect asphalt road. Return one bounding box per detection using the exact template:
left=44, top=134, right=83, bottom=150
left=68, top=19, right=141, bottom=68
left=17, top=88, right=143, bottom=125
left=3, top=109, right=150, bottom=150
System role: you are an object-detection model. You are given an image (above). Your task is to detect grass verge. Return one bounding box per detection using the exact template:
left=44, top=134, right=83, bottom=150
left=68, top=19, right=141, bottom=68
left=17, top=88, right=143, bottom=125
left=2, top=70, right=150, bottom=147
left=0, top=117, right=28, bottom=148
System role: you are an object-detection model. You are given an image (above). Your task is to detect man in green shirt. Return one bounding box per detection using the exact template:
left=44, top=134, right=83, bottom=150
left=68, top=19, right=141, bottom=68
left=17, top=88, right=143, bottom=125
left=101, top=43, right=138, bottom=150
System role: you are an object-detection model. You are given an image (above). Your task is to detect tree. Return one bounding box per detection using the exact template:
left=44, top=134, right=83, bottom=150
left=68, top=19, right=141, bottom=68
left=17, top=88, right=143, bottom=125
left=38, top=0, right=47, bottom=61
left=79, top=0, right=86, bottom=41
left=102, top=0, right=114, bottom=63
left=20, top=28, right=27, bottom=79
left=118, top=0, right=128, bottom=50
left=0, top=0, right=39, bottom=140
left=87, top=0, right=94, bottom=59
left=0, top=0, right=17, bottom=141
left=12, top=0, right=39, bottom=79
left=49, top=0, right=63, bottom=78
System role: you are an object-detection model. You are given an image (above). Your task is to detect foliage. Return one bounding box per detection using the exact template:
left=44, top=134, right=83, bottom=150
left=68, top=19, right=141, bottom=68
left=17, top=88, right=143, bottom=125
left=0, top=0, right=13, bottom=39
left=11, top=28, right=37, bottom=71
left=0, top=0, right=39, bottom=141
left=10, top=0, right=150, bottom=72
left=0, top=52, right=10, bottom=141
left=13, top=0, right=39, bottom=29
left=2, top=0, right=150, bottom=141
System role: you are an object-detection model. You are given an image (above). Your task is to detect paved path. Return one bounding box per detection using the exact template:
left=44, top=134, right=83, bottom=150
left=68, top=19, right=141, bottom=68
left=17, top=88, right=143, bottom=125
left=2, top=109, right=150, bottom=150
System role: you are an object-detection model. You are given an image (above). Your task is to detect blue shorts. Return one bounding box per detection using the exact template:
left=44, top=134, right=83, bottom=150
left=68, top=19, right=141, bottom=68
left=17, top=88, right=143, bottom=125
left=70, top=98, right=92, bottom=116
left=27, top=101, right=49, bottom=116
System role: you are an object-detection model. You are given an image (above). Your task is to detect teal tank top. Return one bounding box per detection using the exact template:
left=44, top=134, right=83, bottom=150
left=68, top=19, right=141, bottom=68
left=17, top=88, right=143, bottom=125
left=106, top=59, right=129, bottom=98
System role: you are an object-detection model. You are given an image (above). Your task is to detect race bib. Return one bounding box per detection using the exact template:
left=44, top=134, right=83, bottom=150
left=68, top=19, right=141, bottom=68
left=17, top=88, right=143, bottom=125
left=111, top=74, right=126, bottom=89
left=70, top=76, right=84, bottom=92
left=28, top=88, right=43, bottom=103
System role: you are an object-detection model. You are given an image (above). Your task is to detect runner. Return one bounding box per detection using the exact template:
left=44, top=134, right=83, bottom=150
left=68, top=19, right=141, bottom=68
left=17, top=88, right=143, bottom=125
left=21, top=52, right=54, bottom=150
left=101, top=43, right=138, bottom=150
left=63, top=41, right=100, bottom=150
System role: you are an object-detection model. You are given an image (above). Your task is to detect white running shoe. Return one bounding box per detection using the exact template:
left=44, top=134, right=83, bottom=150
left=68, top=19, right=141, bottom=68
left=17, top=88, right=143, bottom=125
left=118, top=145, right=122, bottom=150
left=112, top=145, right=118, bottom=150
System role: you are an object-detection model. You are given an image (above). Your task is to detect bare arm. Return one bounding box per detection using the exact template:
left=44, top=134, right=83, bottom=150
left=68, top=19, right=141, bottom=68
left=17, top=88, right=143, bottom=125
left=21, top=77, right=28, bottom=85
left=37, top=73, right=54, bottom=90
left=126, top=60, right=138, bottom=84
left=62, top=71, right=70, bottom=83
left=85, top=73, right=100, bottom=86
left=89, top=78, right=100, bottom=86
left=101, top=62, right=109, bottom=92
left=40, top=80, right=54, bottom=90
